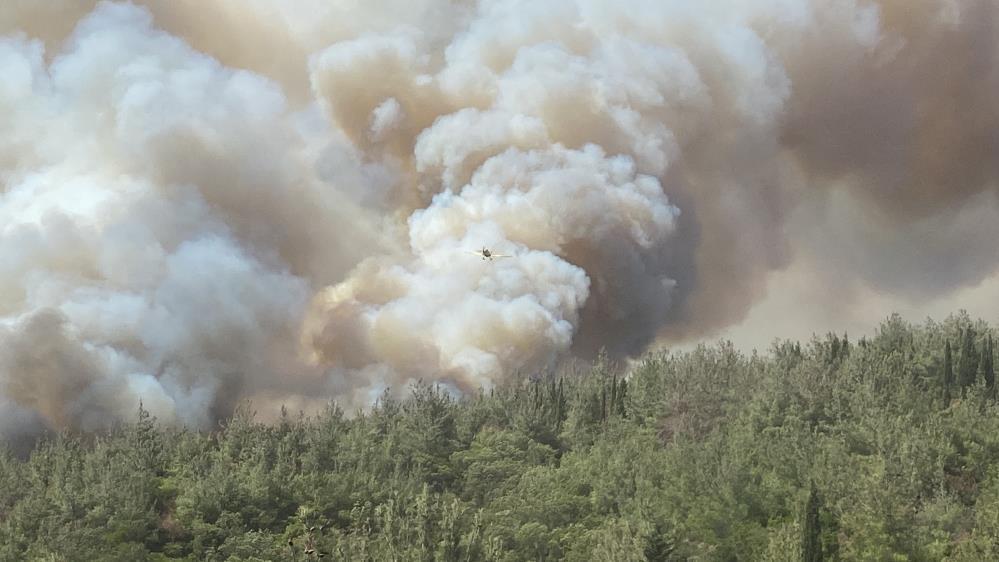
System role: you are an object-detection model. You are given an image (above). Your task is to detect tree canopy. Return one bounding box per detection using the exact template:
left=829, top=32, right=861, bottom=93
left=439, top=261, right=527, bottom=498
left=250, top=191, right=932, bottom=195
left=2, top=312, right=999, bottom=561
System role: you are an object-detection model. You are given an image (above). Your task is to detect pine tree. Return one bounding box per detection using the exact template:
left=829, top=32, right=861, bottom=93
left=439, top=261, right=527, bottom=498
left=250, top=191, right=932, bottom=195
left=943, top=340, right=954, bottom=405
left=802, top=483, right=823, bottom=562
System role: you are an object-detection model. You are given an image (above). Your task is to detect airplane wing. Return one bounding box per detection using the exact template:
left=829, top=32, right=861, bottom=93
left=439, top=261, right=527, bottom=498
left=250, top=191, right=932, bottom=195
left=492, top=253, right=512, bottom=258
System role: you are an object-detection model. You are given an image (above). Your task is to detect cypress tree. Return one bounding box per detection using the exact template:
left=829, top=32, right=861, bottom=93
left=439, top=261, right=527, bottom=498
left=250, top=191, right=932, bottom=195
left=616, top=379, right=628, bottom=417
left=958, top=328, right=979, bottom=391
left=601, top=386, right=607, bottom=422
left=555, top=378, right=566, bottom=429
left=943, top=340, right=954, bottom=405
left=802, top=483, right=823, bottom=562
left=984, top=335, right=996, bottom=400
left=610, top=372, right=618, bottom=416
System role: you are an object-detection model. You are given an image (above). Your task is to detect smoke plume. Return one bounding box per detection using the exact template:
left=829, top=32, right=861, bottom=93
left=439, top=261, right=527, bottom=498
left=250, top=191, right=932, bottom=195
left=1, top=0, right=997, bottom=438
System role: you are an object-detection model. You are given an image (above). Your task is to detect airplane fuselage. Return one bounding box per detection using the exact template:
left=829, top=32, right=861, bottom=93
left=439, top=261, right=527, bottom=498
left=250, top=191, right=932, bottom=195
left=469, top=247, right=508, bottom=261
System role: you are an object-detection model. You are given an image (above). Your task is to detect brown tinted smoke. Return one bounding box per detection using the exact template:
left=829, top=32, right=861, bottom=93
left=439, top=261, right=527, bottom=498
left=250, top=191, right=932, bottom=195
left=0, top=1, right=997, bottom=440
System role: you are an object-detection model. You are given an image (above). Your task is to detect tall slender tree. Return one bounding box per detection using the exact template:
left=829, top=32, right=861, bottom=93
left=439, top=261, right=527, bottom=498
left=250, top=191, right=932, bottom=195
left=958, top=328, right=979, bottom=392
left=601, top=386, right=608, bottom=423
left=610, top=372, right=619, bottom=417
left=802, top=483, right=823, bottom=562
left=983, top=335, right=996, bottom=400
left=615, top=379, right=628, bottom=418
left=943, top=340, right=954, bottom=405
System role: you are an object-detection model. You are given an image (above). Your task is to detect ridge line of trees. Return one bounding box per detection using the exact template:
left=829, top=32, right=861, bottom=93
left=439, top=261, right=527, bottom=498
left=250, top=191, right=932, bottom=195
left=1, top=312, right=999, bottom=561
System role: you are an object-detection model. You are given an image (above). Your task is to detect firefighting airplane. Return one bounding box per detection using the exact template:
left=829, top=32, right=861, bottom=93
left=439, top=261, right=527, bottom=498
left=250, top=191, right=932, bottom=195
left=468, top=247, right=512, bottom=261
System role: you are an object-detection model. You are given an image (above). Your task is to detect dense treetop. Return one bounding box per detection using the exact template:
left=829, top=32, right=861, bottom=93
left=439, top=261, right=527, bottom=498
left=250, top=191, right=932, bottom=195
left=2, top=312, right=999, bottom=561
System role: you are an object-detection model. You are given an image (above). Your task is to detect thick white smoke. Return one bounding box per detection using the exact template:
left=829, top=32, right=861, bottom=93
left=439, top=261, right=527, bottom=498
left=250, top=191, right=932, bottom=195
left=0, top=3, right=386, bottom=436
left=1, top=0, right=998, bottom=439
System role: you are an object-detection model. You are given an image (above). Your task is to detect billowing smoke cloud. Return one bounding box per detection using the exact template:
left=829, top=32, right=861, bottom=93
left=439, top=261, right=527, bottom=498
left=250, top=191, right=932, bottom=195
left=1, top=0, right=998, bottom=437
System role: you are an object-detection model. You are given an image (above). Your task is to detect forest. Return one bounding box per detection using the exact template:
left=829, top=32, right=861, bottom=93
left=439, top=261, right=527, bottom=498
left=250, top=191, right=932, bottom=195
left=2, top=312, right=999, bottom=561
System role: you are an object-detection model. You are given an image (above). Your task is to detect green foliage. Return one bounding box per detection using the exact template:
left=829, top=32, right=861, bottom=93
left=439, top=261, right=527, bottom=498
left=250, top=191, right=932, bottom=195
left=3, top=313, right=999, bottom=560
left=957, top=328, right=980, bottom=392
left=801, top=484, right=822, bottom=562
left=982, top=335, right=996, bottom=400
left=944, top=340, right=954, bottom=405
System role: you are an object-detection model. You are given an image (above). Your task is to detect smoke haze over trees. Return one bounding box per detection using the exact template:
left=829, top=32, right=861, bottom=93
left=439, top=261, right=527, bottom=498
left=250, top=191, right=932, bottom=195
left=2, top=313, right=999, bottom=560
left=2, top=1, right=999, bottom=439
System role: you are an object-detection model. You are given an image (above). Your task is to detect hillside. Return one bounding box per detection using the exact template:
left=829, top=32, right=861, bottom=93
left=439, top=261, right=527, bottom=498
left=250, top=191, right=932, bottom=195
left=2, top=312, right=999, bottom=561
